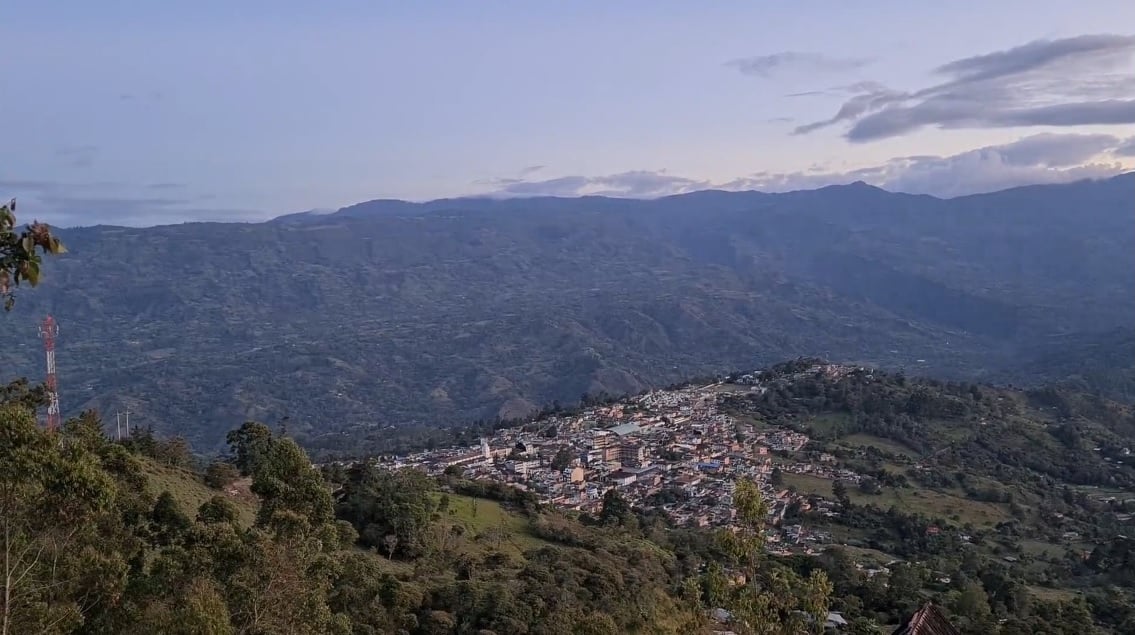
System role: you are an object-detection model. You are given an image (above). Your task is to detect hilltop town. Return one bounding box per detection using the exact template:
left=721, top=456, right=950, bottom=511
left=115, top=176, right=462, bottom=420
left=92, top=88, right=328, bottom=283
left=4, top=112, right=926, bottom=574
left=378, top=362, right=867, bottom=551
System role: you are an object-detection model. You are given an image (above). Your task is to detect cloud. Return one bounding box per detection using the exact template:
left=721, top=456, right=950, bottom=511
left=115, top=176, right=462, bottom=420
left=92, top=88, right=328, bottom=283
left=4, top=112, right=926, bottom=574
left=984, top=132, right=1121, bottom=166
left=725, top=52, right=871, bottom=78
left=1116, top=137, right=1135, bottom=157
left=0, top=179, right=264, bottom=227
left=473, top=164, right=550, bottom=187
left=491, top=170, right=711, bottom=198
left=486, top=133, right=1132, bottom=200
left=877, top=145, right=1124, bottom=198
left=794, top=34, right=1135, bottom=141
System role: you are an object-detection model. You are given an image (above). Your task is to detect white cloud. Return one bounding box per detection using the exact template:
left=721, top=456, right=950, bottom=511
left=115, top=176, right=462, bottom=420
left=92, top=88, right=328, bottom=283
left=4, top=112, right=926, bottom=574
left=486, top=133, right=1134, bottom=199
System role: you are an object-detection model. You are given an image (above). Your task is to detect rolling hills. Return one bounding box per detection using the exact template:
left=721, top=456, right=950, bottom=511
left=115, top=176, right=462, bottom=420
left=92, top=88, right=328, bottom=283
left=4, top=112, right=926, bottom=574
left=1, top=173, right=1132, bottom=450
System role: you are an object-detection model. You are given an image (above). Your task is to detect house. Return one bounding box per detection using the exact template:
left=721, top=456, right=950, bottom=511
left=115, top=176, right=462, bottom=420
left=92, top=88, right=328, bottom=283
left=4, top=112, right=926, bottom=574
left=892, top=602, right=961, bottom=634
left=609, top=470, right=637, bottom=486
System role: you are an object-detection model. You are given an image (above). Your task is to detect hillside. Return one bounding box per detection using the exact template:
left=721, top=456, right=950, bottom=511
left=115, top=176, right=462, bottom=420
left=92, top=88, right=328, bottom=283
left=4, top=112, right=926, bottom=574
left=331, top=360, right=1135, bottom=632
left=2, top=174, right=1132, bottom=449
left=140, top=459, right=259, bottom=528
left=7, top=362, right=1135, bottom=632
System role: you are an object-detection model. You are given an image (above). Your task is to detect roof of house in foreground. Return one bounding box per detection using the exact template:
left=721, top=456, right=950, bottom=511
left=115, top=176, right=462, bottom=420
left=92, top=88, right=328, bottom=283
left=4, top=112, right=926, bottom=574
left=892, top=602, right=961, bottom=635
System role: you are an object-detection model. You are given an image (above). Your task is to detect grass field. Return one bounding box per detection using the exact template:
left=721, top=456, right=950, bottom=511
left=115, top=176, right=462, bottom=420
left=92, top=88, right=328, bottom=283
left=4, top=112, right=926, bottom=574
left=840, top=545, right=898, bottom=565
left=805, top=413, right=853, bottom=437
left=840, top=433, right=921, bottom=458
left=1027, top=586, right=1082, bottom=602
left=142, top=461, right=258, bottom=527
left=1019, top=540, right=1069, bottom=559
left=442, top=494, right=550, bottom=554
left=781, top=471, right=1009, bottom=527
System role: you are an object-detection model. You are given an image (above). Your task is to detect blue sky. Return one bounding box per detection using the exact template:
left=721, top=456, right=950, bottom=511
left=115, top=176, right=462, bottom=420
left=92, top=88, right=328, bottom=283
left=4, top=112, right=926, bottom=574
left=4, top=1, right=1134, bottom=226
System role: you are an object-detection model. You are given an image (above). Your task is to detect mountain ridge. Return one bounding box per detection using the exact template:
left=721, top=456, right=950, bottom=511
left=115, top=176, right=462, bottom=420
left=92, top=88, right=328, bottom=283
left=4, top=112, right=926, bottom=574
left=2, top=173, right=1132, bottom=449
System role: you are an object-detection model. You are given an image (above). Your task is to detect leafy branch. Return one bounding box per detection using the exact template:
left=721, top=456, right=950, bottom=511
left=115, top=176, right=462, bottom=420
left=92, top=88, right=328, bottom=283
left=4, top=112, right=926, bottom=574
left=0, top=199, right=66, bottom=311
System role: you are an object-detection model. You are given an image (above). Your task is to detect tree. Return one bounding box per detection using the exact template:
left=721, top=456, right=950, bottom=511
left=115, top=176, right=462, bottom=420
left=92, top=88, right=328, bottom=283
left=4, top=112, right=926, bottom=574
left=714, top=479, right=833, bottom=634
left=0, top=198, right=66, bottom=311
left=156, top=436, right=194, bottom=469
left=858, top=476, right=881, bottom=495
left=151, top=490, right=192, bottom=545
left=204, top=461, right=241, bottom=490
left=442, top=464, right=464, bottom=478
left=225, top=421, right=276, bottom=477
left=197, top=496, right=240, bottom=525
left=335, top=465, right=437, bottom=558
left=769, top=467, right=784, bottom=487
left=250, top=437, right=334, bottom=533
left=0, top=379, right=48, bottom=413
left=832, top=480, right=851, bottom=507
left=167, top=577, right=235, bottom=635
left=383, top=534, right=399, bottom=559
left=550, top=447, right=574, bottom=471
left=0, top=404, right=117, bottom=635
left=950, top=580, right=994, bottom=631
left=223, top=531, right=340, bottom=634
left=599, top=489, right=631, bottom=527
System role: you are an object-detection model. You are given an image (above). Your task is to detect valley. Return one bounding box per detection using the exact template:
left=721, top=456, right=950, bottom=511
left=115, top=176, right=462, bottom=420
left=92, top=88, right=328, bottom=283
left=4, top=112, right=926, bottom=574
left=1, top=175, right=1131, bottom=450
left=368, top=360, right=1135, bottom=574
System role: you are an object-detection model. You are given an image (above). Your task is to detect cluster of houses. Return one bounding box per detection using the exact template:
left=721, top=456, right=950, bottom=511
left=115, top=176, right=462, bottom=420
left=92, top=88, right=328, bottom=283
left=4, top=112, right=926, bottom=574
left=379, top=377, right=867, bottom=547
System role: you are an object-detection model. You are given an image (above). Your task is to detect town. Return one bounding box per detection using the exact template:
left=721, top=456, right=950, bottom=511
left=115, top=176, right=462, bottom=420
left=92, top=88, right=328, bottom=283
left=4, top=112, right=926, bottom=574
left=377, top=366, right=868, bottom=552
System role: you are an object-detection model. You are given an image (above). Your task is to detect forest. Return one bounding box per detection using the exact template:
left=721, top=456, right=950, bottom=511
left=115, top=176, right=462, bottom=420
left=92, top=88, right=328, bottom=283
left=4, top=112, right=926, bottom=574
left=7, top=386, right=1133, bottom=634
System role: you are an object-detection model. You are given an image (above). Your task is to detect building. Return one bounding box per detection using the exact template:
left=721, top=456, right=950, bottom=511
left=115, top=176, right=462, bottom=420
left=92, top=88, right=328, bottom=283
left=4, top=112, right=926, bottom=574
left=892, top=602, right=960, bottom=635
left=609, top=422, right=640, bottom=437
left=620, top=441, right=647, bottom=468
left=608, top=470, right=637, bottom=486
left=565, top=466, right=586, bottom=483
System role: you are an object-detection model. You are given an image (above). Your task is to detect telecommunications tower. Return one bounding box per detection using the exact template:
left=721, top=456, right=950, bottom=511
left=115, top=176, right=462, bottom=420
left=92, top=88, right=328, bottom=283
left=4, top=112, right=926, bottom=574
left=38, top=315, right=61, bottom=431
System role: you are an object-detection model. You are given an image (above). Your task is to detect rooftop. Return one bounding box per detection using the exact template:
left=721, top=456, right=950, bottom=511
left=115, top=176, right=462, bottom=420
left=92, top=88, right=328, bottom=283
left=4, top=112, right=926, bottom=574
left=609, top=423, right=640, bottom=436
left=892, top=603, right=960, bottom=635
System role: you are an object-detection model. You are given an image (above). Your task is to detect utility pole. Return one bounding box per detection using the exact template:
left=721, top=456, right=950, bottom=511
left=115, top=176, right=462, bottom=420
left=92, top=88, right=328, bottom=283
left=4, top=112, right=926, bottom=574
left=116, top=411, right=121, bottom=441
left=124, top=409, right=131, bottom=438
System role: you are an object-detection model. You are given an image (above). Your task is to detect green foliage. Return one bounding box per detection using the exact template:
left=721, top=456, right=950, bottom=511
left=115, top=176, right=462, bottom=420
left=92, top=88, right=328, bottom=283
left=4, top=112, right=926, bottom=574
left=151, top=490, right=193, bottom=544
left=707, top=479, right=834, bottom=634
left=0, top=198, right=65, bottom=311
left=724, top=365, right=1135, bottom=633
left=225, top=422, right=275, bottom=476
left=3, top=176, right=1131, bottom=451
left=204, top=460, right=241, bottom=490
left=336, top=465, right=437, bottom=557
left=1, top=404, right=119, bottom=635
left=0, top=378, right=48, bottom=412
left=598, top=489, right=632, bottom=527
left=8, top=396, right=1132, bottom=633
left=197, top=496, right=241, bottom=525
left=250, top=436, right=335, bottom=532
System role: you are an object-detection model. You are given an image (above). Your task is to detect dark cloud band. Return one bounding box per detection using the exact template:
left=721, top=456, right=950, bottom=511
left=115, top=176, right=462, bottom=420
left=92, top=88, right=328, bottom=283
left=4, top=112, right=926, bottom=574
left=793, top=34, right=1135, bottom=141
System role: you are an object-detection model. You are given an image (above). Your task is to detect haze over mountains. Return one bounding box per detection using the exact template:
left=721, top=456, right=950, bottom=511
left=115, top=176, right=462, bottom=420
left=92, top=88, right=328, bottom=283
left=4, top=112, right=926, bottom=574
left=3, top=174, right=1132, bottom=449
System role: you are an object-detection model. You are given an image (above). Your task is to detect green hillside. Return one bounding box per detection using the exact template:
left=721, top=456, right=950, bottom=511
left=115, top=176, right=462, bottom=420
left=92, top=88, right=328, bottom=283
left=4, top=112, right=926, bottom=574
left=1, top=175, right=1132, bottom=450
left=140, top=460, right=258, bottom=528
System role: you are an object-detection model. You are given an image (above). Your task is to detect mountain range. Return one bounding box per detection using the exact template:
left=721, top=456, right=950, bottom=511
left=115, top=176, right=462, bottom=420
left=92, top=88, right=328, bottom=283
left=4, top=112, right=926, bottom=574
left=2, top=173, right=1132, bottom=450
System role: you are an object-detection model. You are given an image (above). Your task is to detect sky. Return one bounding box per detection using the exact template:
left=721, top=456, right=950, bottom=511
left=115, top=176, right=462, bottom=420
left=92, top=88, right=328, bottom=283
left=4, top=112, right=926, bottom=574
left=4, top=1, right=1135, bottom=227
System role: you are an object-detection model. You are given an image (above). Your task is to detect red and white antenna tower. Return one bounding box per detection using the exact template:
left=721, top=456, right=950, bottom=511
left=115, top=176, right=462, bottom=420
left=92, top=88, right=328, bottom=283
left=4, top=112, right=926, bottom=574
left=38, top=315, right=61, bottom=431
